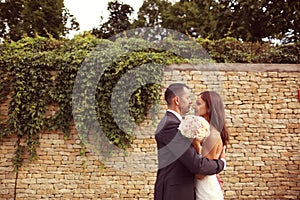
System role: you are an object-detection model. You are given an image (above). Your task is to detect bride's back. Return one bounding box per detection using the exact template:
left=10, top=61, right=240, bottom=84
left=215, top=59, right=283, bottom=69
left=201, top=126, right=223, bottom=159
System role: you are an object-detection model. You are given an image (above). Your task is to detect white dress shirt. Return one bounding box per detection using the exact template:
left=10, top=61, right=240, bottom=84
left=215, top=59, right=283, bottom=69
left=167, top=109, right=182, bottom=121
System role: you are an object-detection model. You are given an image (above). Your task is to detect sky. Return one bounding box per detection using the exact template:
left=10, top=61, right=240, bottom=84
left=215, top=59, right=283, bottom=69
left=64, top=0, right=144, bottom=38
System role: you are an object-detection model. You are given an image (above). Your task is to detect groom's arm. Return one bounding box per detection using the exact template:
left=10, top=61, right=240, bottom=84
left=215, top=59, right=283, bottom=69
left=159, top=128, right=225, bottom=175
left=181, top=144, right=225, bottom=175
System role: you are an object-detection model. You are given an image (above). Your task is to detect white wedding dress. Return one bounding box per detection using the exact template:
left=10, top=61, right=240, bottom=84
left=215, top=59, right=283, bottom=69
left=195, top=126, right=224, bottom=200
left=195, top=174, right=224, bottom=200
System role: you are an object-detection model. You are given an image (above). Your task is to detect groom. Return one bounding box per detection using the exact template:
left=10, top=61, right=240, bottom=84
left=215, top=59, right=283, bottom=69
left=154, top=83, right=226, bottom=200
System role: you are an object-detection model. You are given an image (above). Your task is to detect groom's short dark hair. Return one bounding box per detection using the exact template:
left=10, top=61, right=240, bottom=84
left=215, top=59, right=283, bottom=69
left=165, top=83, right=189, bottom=105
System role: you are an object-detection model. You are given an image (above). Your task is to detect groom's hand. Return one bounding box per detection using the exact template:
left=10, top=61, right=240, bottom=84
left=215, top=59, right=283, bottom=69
left=219, top=146, right=227, bottom=170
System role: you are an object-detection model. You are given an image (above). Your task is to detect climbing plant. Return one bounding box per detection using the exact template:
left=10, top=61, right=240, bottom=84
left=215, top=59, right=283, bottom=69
left=0, top=34, right=187, bottom=171
left=0, top=34, right=299, bottom=173
left=0, top=36, right=99, bottom=171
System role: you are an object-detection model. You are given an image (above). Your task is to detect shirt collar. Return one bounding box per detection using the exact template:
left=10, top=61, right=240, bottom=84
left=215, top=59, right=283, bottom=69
left=167, top=109, right=183, bottom=121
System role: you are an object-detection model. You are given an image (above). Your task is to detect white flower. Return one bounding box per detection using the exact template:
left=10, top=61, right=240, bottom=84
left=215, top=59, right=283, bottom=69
left=178, top=115, right=210, bottom=141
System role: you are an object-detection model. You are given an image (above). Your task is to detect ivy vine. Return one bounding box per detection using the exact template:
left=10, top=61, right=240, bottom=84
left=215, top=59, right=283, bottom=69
left=0, top=36, right=98, bottom=171
left=0, top=34, right=187, bottom=172
left=0, top=34, right=299, bottom=174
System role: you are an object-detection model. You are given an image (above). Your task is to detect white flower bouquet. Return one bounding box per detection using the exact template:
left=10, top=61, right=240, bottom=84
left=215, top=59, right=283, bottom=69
left=178, top=115, right=210, bottom=141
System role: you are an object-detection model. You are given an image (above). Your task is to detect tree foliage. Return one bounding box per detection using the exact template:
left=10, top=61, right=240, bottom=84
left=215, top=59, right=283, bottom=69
left=162, top=0, right=218, bottom=38
left=0, top=0, right=24, bottom=41
left=0, top=0, right=79, bottom=41
left=92, top=1, right=134, bottom=39
left=1, top=0, right=299, bottom=43
left=214, top=0, right=300, bottom=43
left=104, top=0, right=299, bottom=43
left=132, top=0, right=171, bottom=27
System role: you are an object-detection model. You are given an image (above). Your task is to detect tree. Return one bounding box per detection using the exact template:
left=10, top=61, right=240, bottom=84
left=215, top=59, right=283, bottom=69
left=161, top=0, right=217, bottom=38
left=213, top=0, right=300, bottom=43
left=0, top=0, right=79, bottom=41
left=92, top=1, right=134, bottom=39
left=132, top=0, right=171, bottom=27
left=0, top=0, right=24, bottom=41
left=162, top=1, right=200, bottom=37
left=143, top=0, right=299, bottom=43
left=266, top=0, right=300, bottom=43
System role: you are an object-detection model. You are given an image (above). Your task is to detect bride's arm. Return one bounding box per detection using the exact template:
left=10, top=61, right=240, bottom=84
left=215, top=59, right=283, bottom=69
left=193, top=138, right=206, bottom=180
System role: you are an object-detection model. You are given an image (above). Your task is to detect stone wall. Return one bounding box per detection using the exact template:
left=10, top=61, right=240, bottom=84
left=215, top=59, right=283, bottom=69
left=1, top=64, right=299, bottom=199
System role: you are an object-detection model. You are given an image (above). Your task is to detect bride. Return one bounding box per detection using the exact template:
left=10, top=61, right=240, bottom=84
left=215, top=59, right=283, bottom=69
left=193, top=91, right=230, bottom=200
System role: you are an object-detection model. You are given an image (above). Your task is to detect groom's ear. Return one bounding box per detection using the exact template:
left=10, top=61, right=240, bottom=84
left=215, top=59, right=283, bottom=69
left=174, top=96, right=180, bottom=106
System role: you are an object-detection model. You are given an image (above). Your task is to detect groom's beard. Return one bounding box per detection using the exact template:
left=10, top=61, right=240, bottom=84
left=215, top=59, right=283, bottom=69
left=180, top=105, right=191, bottom=116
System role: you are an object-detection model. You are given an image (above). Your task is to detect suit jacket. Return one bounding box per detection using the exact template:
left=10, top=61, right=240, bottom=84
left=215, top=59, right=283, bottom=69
left=154, top=111, right=225, bottom=200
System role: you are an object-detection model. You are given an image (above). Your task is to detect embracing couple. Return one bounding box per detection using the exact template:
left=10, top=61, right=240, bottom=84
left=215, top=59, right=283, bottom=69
left=154, top=83, right=229, bottom=200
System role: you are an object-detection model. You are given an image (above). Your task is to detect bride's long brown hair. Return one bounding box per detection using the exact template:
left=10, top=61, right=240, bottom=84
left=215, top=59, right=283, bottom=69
left=200, top=91, right=229, bottom=146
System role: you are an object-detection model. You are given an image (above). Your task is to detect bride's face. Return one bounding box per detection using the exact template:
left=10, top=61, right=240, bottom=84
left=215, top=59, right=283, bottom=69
left=194, top=96, right=208, bottom=118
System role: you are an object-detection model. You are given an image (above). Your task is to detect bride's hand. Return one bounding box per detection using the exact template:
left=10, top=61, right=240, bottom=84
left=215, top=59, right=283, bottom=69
left=195, top=174, right=205, bottom=180
left=192, top=138, right=202, bottom=154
